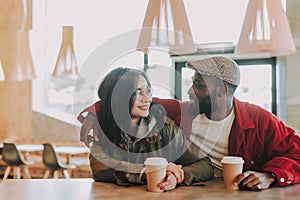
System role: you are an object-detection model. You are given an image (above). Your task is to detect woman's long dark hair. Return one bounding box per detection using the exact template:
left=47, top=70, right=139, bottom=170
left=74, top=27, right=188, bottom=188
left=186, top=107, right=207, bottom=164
left=97, top=67, right=153, bottom=144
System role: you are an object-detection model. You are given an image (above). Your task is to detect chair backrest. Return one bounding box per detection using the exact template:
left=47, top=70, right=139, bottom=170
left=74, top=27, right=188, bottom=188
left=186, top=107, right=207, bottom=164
left=2, top=143, right=25, bottom=166
left=42, top=143, right=60, bottom=170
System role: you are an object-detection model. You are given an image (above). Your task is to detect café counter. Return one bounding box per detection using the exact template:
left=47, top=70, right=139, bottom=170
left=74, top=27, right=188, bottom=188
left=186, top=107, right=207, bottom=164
left=0, top=178, right=299, bottom=200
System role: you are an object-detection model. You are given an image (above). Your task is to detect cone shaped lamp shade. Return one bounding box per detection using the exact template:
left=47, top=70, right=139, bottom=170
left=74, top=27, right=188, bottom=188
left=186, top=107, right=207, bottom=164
left=52, top=26, right=78, bottom=79
left=9, top=30, right=36, bottom=81
left=137, top=0, right=197, bottom=55
left=235, top=0, right=296, bottom=57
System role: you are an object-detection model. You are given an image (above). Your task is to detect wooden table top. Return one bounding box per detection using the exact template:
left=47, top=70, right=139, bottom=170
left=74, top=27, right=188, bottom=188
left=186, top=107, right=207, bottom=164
left=0, top=178, right=299, bottom=200
left=55, top=146, right=89, bottom=155
left=16, top=144, right=44, bottom=152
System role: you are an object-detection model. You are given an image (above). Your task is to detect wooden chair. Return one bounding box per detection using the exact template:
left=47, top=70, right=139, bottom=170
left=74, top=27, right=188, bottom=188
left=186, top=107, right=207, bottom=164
left=42, top=143, right=76, bottom=179
left=2, top=143, right=33, bottom=180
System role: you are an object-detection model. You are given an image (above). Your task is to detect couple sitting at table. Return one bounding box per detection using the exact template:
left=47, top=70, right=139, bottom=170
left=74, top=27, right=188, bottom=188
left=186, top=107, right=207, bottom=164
left=78, top=56, right=300, bottom=191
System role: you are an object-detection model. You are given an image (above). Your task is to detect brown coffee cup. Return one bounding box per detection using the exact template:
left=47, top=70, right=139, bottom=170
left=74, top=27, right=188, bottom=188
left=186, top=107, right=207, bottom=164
left=221, top=156, right=244, bottom=189
left=144, top=157, right=168, bottom=192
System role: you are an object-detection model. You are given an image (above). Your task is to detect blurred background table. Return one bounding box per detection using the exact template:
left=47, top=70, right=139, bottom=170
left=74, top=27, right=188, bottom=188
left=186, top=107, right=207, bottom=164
left=15, top=144, right=43, bottom=160
left=55, top=146, right=89, bottom=164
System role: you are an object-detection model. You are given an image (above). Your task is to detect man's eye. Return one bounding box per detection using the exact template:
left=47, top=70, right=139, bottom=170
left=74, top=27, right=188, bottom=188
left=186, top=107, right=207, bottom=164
left=193, top=80, right=202, bottom=88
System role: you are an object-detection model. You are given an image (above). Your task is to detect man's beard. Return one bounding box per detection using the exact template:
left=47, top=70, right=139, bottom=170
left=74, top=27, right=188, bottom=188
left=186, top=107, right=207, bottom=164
left=189, top=90, right=217, bottom=117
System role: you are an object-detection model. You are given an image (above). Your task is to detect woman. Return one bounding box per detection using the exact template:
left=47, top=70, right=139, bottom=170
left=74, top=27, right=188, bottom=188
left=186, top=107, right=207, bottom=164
left=88, top=67, right=213, bottom=191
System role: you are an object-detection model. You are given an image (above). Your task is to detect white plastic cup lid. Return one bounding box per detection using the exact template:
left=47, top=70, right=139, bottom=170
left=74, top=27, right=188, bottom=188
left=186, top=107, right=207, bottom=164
left=144, top=157, right=168, bottom=166
left=221, top=156, right=244, bottom=164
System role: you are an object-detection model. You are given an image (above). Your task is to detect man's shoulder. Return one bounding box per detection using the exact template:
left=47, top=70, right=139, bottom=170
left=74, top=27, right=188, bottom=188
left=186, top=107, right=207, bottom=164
left=235, top=99, right=270, bottom=113
left=234, top=98, right=277, bottom=121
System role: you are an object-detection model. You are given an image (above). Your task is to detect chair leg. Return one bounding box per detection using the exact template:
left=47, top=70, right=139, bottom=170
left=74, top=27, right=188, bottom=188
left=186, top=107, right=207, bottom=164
left=43, top=169, right=50, bottom=179
left=2, top=166, right=11, bottom=181
left=53, top=171, right=60, bottom=179
left=13, top=167, right=21, bottom=179
left=23, top=166, right=31, bottom=179
left=63, top=169, right=70, bottom=179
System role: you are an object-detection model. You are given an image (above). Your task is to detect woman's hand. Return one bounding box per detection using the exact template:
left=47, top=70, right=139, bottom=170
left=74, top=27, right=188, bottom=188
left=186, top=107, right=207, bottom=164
left=166, top=163, right=184, bottom=183
left=158, top=163, right=184, bottom=191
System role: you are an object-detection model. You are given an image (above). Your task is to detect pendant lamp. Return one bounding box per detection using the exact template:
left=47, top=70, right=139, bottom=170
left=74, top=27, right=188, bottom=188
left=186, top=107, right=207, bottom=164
left=0, top=0, right=36, bottom=81
left=9, top=30, right=36, bottom=81
left=52, top=26, right=79, bottom=80
left=235, top=0, right=296, bottom=57
left=137, top=0, right=197, bottom=56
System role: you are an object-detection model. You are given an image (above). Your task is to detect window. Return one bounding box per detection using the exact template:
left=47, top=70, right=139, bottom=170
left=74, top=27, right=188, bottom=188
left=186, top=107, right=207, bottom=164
left=32, top=0, right=149, bottom=123
left=31, top=0, right=286, bottom=124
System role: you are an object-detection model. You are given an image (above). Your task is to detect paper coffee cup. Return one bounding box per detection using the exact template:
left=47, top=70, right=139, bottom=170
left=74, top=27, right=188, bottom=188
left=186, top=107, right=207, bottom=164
left=144, top=157, right=168, bottom=192
left=221, top=156, right=244, bottom=189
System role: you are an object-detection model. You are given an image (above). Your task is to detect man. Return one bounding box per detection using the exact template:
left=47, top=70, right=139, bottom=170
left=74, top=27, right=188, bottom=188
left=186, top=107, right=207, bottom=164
left=78, top=56, right=300, bottom=191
